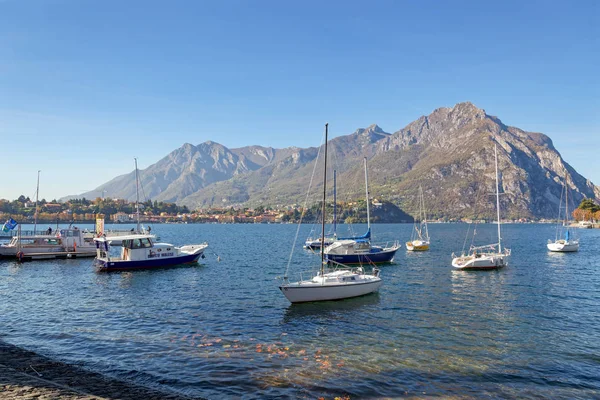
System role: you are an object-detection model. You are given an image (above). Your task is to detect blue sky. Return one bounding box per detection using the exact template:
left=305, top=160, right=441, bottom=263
left=0, top=0, right=598, bottom=201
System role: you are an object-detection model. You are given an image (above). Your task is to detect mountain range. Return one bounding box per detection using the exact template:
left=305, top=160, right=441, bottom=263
left=63, top=102, right=600, bottom=219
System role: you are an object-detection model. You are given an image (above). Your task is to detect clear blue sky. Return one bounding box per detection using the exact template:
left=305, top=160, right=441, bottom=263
left=1, top=0, right=598, bottom=201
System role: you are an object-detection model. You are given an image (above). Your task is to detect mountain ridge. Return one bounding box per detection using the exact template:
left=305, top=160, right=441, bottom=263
left=62, top=102, right=600, bottom=219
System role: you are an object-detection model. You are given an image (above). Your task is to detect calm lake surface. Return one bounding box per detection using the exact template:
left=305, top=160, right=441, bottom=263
left=1, top=223, right=599, bottom=399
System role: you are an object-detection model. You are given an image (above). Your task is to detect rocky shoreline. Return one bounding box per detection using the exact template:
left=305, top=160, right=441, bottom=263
left=0, top=340, right=199, bottom=399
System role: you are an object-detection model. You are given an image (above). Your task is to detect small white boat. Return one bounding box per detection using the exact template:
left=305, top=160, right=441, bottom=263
left=406, top=185, right=430, bottom=251
left=547, top=238, right=579, bottom=252
left=452, top=144, right=511, bottom=270
left=280, top=124, right=382, bottom=303
left=0, top=228, right=97, bottom=260
left=304, top=236, right=335, bottom=250
left=547, top=170, right=579, bottom=252
left=94, top=233, right=207, bottom=271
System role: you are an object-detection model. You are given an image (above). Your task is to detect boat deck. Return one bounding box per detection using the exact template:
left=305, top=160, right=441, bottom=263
left=12, top=251, right=97, bottom=261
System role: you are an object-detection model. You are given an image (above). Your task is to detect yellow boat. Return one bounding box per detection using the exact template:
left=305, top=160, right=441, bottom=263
left=406, top=239, right=430, bottom=251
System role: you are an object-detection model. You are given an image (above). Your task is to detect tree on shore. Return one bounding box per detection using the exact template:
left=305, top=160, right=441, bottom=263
left=574, top=199, right=600, bottom=221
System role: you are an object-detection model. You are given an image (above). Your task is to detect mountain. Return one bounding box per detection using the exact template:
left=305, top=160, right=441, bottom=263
left=63, top=142, right=281, bottom=203
left=64, top=102, right=600, bottom=219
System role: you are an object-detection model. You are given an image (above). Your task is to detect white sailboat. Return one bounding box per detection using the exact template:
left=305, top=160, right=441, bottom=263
left=280, top=124, right=382, bottom=303
left=406, top=185, right=430, bottom=251
left=547, top=170, right=579, bottom=252
left=451, top=144, right=511, bottom=270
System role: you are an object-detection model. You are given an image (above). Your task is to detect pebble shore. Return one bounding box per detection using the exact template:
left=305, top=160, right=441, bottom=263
left=0, top=341, right=199, bottom=399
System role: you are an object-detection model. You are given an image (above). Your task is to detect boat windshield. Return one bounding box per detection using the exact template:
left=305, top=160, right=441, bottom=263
left=124, top=238, right=153, bottom=249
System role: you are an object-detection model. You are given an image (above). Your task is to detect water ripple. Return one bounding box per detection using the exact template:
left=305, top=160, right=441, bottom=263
left=1, top=223, right=599, bottom=399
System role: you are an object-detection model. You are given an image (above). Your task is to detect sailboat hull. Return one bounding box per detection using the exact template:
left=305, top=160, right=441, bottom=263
left=406, top=241, right=430, bottom=251
left=325, top=246, right=399, bottom=264
left=547, top=240, right=579, bottom=252
left=452, top=254, right=509, bottom=270
left=279, top=279, right=382, bottom=303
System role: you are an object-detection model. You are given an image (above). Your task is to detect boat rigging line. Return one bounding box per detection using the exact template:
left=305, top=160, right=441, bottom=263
left=283, top=125, right=325, bottom=281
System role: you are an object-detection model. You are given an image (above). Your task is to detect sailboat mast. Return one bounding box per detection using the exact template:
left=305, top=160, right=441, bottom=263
left=364, top=157, right=370, bottom=232
left=333, top=169, right=337, bottom=237
left=320, top=124, right=329, bottom=272
left=421, top=185, right=429, bottom=241
left=34, top=170, right=40, bottom=234
left=564, top=170, right=569, bottom=226
left=134, top=158, right=141, bottom=232
left=494, top=144, right=502, bottom=253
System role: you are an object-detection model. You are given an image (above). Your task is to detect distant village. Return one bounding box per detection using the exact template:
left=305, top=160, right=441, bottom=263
left=0, top=195, right=394, bottom=224
left=0, top=195, right=599, bottom=225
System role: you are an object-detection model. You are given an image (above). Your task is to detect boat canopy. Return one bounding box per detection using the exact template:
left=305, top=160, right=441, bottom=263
left=94, top=233, right=156, bottom=242
left=337, top=228, right=371, bottom=241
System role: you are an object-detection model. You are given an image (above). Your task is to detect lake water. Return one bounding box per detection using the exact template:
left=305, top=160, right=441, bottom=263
left=1, top=223, right=599, bottom=399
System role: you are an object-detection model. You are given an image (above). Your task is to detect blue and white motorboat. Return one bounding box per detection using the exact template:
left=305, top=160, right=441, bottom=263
left=93, top=233, right=208, bottom=271
left=324, top=157, right=400, bottom=264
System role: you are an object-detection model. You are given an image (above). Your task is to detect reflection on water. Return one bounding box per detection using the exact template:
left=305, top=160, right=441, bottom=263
left=1, top=223, right=599, bottom=399
left=282, top=292, right=381, bottom=324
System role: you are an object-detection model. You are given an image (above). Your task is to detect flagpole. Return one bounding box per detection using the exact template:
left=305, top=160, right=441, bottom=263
left=134, top=159, right=140, bottom=232
left=34, top=170, right=40, bottom=234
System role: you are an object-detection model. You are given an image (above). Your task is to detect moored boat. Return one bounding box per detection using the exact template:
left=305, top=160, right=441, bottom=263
left=324, top=239, right=399, bottom=264
left=451, top=144, right=511, bottom=270
left=547, top=169, right=579, bottom=252
left=93, top=233, right=207, bottom=271
left=324, top=157, right=400, bottom=264
left=406, top=239, right=430, bottom=252
left=280, top=264, right=382, bottom=303
left=0, top=227, right=97, bottom=260
left=406, top=185, right=430, bottom=251
left=304, top=237, right=335, bottom=250
left=280, top=123, right=382, bottom=303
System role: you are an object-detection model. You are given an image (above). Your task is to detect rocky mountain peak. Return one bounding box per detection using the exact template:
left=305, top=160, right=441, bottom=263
left=451, top=101, right=486, bottom=117
left=353, top=124, right=388, bottom=136
left=199, top=140, right=219, bottom=148
left=428, top=101, right=487, bottom=126
left=178, top=143, right=196, bottom=155
left=366, top=124, right=386, bottom=134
